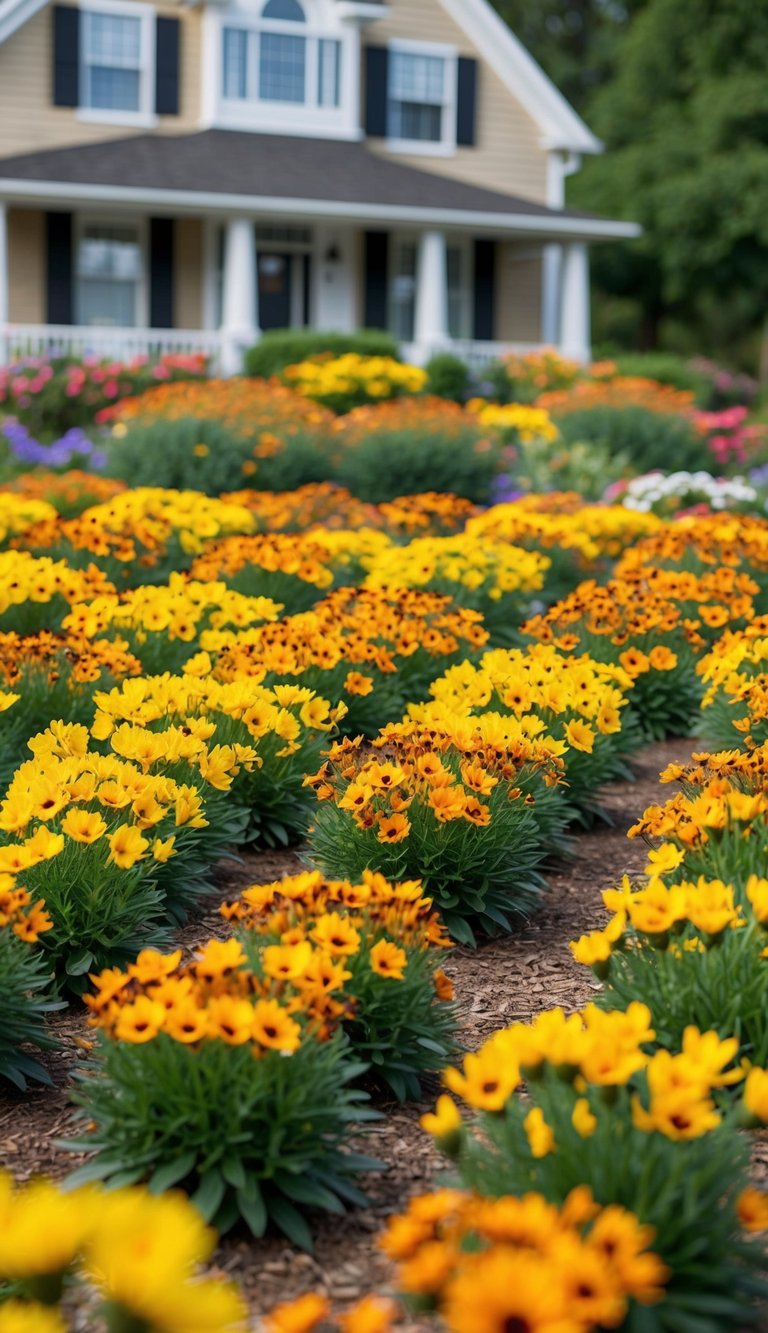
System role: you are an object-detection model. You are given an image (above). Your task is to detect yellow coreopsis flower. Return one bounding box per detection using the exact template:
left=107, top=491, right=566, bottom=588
left=107, top=824, right=150, bottom=870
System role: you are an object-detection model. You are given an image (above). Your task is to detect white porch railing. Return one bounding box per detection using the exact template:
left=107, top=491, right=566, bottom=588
left=401, top=339, right=541, bottom=373
left=1, top=324, right=224, bottom=366
left=0, top=326, right=544, bottom=376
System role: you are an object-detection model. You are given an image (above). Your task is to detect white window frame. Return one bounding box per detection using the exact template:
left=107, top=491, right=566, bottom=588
left=386, top=38, right=458, bottom=158
left=77, top=0, right=157, bottom=128
left=74, top=214, right=149, bottom=328
left=202, top=0, right=360, bottom=140
left=388, top=231, right=472, bottom=341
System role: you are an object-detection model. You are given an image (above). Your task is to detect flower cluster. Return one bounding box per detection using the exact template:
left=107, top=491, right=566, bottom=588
left=363, top=533, right=549, bottom=643
left=0, top=353, right=207, bottom=440
left=282, top=353, right=427, bottom=412
left=612, top=469, right=760, bottom=517
left=0, top=1172, right=246, bottom=1332
left=1, top=468, right=126, bottom=518
left=410, top=642, right=635, bottom=822
left=189, top=585, right=488, bottom=738
left=493, top=347, right=582, bottom=399
left=0, top=494, right=57, bottom=544
left=305, top=717, right=566, bottom=944
left=221, top=868, right=456, bottom=1098
left=537, top=376, right=696, bottom=417
left=101, top=376, right=333, bottom=439
left=1, top=419, right=106, bottom=471
left=0, top=878, right=58, bottom=1089
left=523, top=565, right=757, bottom=738
left=466, top=400, right=559, bottom=443
left=421, top=1006, right=768, bottom=1326
left=381, top=1186, right=668, bottom=1332
left=0, top=550, right=115, bottom=635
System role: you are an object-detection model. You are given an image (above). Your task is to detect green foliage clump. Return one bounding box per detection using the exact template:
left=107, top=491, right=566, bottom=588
left=424, top=353, right=472, bottom=403
left=0, top=927, right=61, bottom=1089
left=244, top=329, right=400, bottom=379
left=554, top=405, right=709, bottom=474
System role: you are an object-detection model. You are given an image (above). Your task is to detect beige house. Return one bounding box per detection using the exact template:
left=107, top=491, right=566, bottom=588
left=0, top=0, right=638, bottom=371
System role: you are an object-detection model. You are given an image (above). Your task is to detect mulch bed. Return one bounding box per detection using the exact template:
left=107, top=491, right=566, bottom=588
left=0, top=738, right=698, bottom=1323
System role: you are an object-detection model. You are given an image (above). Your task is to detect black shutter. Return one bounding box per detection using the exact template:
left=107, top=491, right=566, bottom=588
left=155, top=16, right=180, bottom=115
left=52, top=5, right=80, bottom=108
left=149, top=218, right=175, bottom=328
left=473, top=239, right=496, bottom=341
left=456, top=57, right=478, bottom=147
left=46, top=212, right=74, bottom=325
left=365, top=46, right=389, bottom=138
left=363, top=231, right=389, bottom=330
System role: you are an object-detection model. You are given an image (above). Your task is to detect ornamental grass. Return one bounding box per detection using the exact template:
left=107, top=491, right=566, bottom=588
left=221, top=869, right=457, bottom=1101
left=363, top=534, right=549, bottom=646
left=91, top=674, right=346, bottom=846
left=424, top=1006, right=768, bottom=1331
left=408, top=642, right=637, bottom=824
left=189, top=586, right=488, bottom=739
left=522, top=566, right=757, bottom=739
left=305, top=720, right=567, bottom=945
left=0, top=1172, right=246, bottom=1332
left=281, top=353, right=426, bottom=414
left=0, top=885, right=60, bottom=1089
left=70, top=939, right=379, bottom=1247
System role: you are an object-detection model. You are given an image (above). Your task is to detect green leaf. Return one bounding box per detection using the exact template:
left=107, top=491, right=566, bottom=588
left=274, top=1173, right=345, bottom=1213
left=222, top=1156, right=247, bottom=1190
left=269, top=1195, right=315, bottom=1252
left=237, top=1181, right=267, bottom=1237
left=191, top=1169, right=226, bottom=1223
left=65, top=950, right=94, bottom=976
left=148, top=1153, right=197, bottom=1194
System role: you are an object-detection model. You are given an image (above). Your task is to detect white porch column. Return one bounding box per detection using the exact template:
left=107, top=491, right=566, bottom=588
left=558, top=241, right=591, bottom=364
left=413, top=229, right=449, bottom=360
left=0, top=203, right=8, bottom=366
left=541, top=244, right=562, bottom=346
left=220, top=217, right=258, bottom=376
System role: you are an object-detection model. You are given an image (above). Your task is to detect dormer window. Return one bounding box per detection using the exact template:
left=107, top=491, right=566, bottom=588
left=221, top=0, right=341, bottom=109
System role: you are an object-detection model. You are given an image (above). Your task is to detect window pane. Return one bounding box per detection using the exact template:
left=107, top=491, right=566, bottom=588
left=390, top=242, right=416, bottom=342
left=84, top=13, right=141, bottom=66
left=318, top=38, right=341, bottom=107
left=79, top=279, right=137, bottom=326
left=447, top=246, right=464, bottom=340
left=262, top=0, right=305, bottom=19
left=222, top=28, right=249, bottom=99
left=390, top=52, right=444, bottom=103
left=390, top=100, right=442, bottom=142
left=86, top=66, right=140, bottom=111
left=259, top=31, right=306, bottom=102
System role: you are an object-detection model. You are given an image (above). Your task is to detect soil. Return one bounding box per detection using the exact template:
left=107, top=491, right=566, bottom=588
left=0, top=738, right=707, bottom=1326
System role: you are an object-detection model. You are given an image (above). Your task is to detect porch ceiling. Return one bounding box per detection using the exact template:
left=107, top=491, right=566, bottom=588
left=0, top=130, right=639, bottom=242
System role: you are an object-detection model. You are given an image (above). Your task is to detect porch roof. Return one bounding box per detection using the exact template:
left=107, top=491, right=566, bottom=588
left=0, top=130, right=638, bottom=242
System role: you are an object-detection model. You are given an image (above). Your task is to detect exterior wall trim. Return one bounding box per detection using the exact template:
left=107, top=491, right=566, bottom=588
left=0, top=178, right=641, bottom=240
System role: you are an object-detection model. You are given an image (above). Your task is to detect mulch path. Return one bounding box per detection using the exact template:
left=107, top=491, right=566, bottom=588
left=0, top=738, right=696, bottom=1325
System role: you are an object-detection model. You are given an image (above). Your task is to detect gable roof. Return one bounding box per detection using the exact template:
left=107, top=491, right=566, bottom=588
left=0, top=129, right=638, bottom=239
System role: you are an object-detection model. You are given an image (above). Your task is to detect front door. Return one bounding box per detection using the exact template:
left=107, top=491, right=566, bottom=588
left=258, top=253, right=292, bottom=331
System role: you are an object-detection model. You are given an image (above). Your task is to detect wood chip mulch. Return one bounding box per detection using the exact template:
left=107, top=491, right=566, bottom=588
left=0, top=738, right=704, bottom=1325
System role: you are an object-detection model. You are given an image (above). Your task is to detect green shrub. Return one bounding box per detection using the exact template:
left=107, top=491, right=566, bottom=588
left=555, top=405, right=709, bottom=474
left=613, top=353, right=711, bottom=400
left=106, top=417, right=334, bottom=495
left=0, top=924, right=62, bottom=1090
left=424, top=353, right=471, bottom=403
left=244, top=329, right=400, bottom=379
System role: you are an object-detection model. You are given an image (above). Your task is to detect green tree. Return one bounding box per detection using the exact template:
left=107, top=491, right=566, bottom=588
left=488, top=1, right=640, bottom=113
left=570, top=0, right=768, bottom=367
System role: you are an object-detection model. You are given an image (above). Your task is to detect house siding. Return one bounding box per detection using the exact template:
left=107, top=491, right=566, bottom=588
left=496, top=243, right=543, bottom=343
left=0, top=2, right=201, bottom=158
left=366, top=0, right=548, bottom=205
left=7, top=208, right=45, bottom=322
left=173, top=217, right=203, bottom=329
